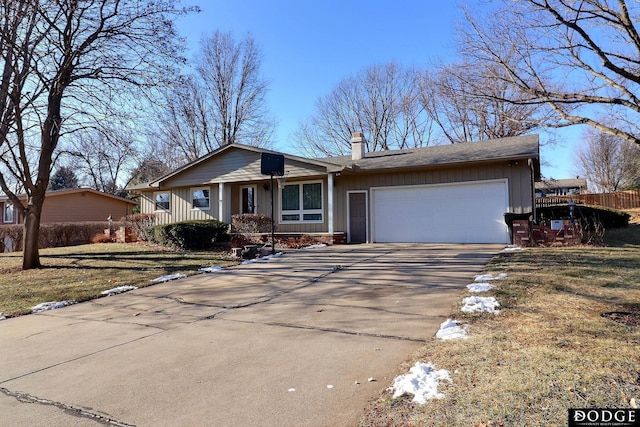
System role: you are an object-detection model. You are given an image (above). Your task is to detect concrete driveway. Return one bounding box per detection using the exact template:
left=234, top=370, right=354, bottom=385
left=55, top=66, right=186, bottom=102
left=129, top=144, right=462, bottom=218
left=0, top=243, right=501, bottom=427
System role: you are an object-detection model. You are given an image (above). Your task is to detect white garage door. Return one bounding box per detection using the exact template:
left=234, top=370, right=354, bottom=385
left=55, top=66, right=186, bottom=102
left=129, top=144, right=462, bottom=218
left=372, top=180, right=509, bottom=244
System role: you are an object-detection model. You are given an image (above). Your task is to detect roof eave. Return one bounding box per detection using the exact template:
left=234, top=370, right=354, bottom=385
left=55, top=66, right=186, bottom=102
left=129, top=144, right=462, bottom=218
left=145, top=143, right=341, bottom=187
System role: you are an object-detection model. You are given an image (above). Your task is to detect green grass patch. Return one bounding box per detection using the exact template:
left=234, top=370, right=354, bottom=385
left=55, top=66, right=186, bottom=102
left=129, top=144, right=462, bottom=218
left=0, top=243, right=238, bottom=317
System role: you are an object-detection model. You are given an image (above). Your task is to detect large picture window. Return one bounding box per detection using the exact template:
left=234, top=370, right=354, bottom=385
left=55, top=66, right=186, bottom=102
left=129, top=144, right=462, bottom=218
left=280, top=181, right=323, bottom=223
left=192, top=187, right=210, bottom=209
left=154, top=192, right=170, bottom=211
left=3, top=203, right=13, bottom=223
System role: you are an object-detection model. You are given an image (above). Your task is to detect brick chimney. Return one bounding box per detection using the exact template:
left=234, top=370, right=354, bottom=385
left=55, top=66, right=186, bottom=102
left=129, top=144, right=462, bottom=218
left=351, top=132, right=366, bottom=160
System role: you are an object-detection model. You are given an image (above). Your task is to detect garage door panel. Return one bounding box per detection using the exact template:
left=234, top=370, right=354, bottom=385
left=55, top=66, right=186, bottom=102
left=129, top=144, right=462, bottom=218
left=372, top=180, right=509, bottom=244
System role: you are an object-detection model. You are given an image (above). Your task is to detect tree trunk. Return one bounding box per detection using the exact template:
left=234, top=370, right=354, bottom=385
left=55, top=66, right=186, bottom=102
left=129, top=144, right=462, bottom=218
left=22, top=198, right=42, bottom=270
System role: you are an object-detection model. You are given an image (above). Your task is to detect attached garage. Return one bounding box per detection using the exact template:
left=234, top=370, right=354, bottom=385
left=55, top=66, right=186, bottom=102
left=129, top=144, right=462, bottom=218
left=131, top=134, right=539, bottom=246
left=371, top=179, right=510, bottom=244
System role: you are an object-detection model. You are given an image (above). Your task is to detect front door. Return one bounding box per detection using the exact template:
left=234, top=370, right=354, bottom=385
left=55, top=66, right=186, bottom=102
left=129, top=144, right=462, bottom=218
left=241, top=186, right=256, bottom=214
left=348, top=191, right=367, bottom=243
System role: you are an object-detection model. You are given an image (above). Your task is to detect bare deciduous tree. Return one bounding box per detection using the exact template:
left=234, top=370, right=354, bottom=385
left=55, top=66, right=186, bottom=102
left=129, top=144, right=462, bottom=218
left=294, top=62, right=433, bottom=157
left=198, top=31, right=274, bottom=147
left=459, top=0, right=640, bottom=146
left=154, top=31, right=274, bottom=163
left=126, top=157, right=173, bottom=188
left=65, top=129, right=138, bottom=196
left=575, top=127, right=639, bottom=192
left=622, top=143, right=640, bottom=189
left=0, top=0, right=195, bottom=269
left=155, top=75, right=213, bottom=163
left=421, top=61, right=546, bottom=143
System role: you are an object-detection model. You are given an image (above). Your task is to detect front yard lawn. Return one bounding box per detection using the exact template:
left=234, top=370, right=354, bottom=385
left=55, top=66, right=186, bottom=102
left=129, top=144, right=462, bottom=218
left=0, top=243, right=238, bottom=317
left=360, top=225, right=640, bottom=426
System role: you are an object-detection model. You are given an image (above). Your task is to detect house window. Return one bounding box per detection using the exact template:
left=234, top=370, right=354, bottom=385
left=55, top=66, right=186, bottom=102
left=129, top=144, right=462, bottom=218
left=4, top=203, right=13, bottom=223
left=154, top=192, right=170, bottom=211
left=241, top=186, right=255, bottom=214
left=280, top=181, right=323, bottom=223
left=192, top=187, right=210, bottom=209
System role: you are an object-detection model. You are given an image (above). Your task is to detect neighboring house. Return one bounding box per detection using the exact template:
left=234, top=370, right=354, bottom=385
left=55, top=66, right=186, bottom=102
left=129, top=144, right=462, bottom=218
left=0, top=188, right=137, bottom=225
left=127, top=133, right=540, bottom=244
left=535, top=178, right=588, bottom=197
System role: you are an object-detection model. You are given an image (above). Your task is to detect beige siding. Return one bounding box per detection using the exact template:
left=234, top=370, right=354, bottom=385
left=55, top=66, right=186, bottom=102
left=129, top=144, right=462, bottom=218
left=162, top=148, right=327, bottom=189
left=39, top=192, right=134, bottom=224
left=143, top=187, right=221, bottom=225
left=229, top=183, right=270, bottom=216
left=141, top=159, right=534, bottom=236
left=333, top=162, right=533, bottom=234
left=139, top=192, right=156, bottom=220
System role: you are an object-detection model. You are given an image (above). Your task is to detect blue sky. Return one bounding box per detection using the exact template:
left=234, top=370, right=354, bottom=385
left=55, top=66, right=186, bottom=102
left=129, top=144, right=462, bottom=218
left=176, top=1, right=580, bottom=179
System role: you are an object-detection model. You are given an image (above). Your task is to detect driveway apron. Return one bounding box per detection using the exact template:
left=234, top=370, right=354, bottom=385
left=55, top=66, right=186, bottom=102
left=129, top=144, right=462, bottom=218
left=0, top=243, right=501, bottom=427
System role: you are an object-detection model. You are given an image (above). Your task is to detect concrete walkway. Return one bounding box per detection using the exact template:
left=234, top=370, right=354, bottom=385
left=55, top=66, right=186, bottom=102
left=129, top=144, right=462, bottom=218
left=0, top=244, right=501, bottom=427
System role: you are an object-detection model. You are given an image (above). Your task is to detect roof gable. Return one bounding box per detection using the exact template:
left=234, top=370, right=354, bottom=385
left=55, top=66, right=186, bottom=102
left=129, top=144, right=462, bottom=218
left=151, top=144, right=338, bottom=189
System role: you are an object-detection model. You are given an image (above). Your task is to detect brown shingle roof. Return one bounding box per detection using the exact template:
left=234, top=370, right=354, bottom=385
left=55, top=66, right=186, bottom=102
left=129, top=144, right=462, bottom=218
left=126, top=135, right=541, bottom=190
left=317, top=135, right=539, bottom=171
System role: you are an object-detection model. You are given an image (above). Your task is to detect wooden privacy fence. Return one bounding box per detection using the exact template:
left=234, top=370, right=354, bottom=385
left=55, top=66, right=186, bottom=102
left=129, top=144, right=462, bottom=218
left=536, top=190, right=640, bottom=210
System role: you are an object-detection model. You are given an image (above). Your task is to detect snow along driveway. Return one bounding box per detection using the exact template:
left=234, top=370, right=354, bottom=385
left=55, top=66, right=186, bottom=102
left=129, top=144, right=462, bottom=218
left=0, top=243, right=502, bottom=427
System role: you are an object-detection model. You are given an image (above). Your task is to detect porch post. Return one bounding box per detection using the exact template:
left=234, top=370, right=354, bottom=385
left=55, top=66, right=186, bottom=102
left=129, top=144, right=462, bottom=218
left=327, top=173, right=334, bottom=234
left=218, top=182, right=225, bottom=222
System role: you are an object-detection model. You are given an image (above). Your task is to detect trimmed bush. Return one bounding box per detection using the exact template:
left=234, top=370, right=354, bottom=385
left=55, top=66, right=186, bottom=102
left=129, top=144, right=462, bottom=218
left=151, top=220, right=229, bottom=250
left=231, top=214, right=273, bottom=234
left=0, top=222, right=110, bottom=252
left=230, top=214, right=273, bottom=246
left=537, top=205, right=630, bottom=229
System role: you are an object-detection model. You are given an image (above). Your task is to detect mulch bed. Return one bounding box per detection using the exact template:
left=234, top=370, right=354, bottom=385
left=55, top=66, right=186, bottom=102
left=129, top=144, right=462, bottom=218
left=601, top=311, right=640, bottom=327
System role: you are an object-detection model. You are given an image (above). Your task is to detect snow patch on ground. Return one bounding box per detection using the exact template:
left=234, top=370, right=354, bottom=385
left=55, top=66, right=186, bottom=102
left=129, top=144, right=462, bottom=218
left=474, top=272, right=508, bottom=282
left=199, top=266, right=225, bottom=273
left=302, top=244, right=327, bottom=250
left=461, top=296, right=500, bottom=313
left=435, top=319, right=468, bottom=340
left=32, top=301, right=76, bottom=313
left=241, top=252, right=283, bottom=265
left=391, top=362, right=452, bottom=403
left=501, top=246, right=524, bottom=253
left=101, top=286, right=137, bottom=296
left=466, top=282, right=496, bottom=292
left=0, top=314, right=5, bottom=321
left=149, top=273, right=187, bottom=283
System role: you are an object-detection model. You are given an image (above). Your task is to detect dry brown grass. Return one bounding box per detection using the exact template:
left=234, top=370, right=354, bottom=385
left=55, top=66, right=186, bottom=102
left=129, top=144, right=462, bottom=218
left=0, top=243, right=238, bottom=317
left=360, top=239, right=640, bottom=426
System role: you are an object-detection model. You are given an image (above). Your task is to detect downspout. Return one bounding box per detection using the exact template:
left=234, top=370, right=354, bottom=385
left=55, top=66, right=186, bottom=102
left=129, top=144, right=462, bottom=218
left=529, top=158, right=536, bottom=222
left=218, top=182, right=225, bottom=222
